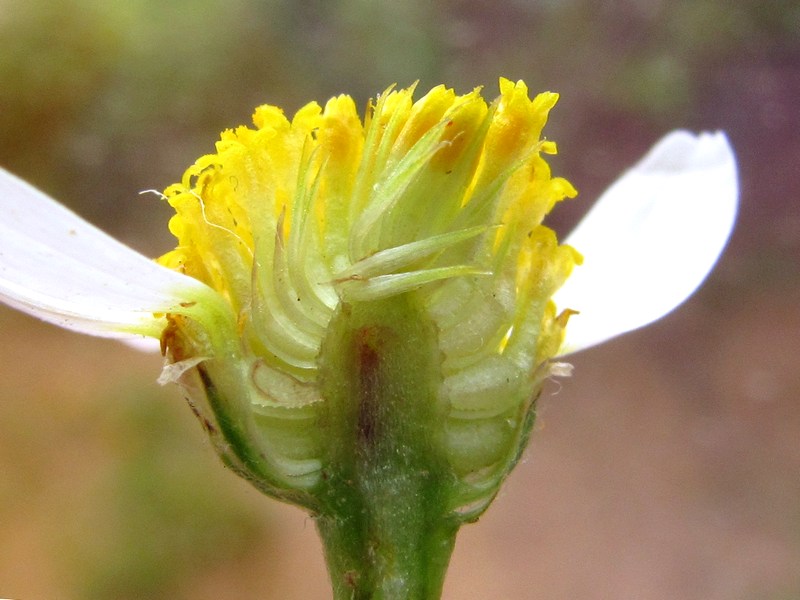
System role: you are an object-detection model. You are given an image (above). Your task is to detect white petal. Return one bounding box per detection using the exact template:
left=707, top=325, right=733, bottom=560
left=553, top=130, right=738, bottom=355
left=0, top=167, right=213, bottom=339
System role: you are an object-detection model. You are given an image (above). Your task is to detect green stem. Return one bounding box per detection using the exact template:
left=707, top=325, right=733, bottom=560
left=316, top=495, right=458, bottom=599
left=316, top=296, right=460, bottom=599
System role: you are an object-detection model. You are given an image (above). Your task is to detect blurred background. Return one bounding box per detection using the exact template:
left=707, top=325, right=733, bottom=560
left=1, top=0, right=798, bottom=598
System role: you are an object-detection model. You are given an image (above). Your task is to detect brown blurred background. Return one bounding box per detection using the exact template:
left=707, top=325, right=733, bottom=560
left=1, top=1, right=798, bottom=598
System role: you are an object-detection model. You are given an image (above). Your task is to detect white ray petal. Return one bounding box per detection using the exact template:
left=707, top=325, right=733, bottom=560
left=0, top=167, right=213, bottom=338
left=553, top=130, right=738, bottom=355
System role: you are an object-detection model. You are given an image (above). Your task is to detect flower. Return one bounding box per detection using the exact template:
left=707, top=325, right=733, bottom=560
left=0, top=79, right=737, bottom=595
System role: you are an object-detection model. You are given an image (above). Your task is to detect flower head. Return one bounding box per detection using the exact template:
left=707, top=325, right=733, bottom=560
left=0, top=80, right=738, bottom=523
left=137, top=79, right=584, bottom=514
left=157, top=79, right=577, bottom=378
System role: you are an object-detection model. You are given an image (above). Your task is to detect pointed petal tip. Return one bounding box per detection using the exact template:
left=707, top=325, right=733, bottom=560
left=555, top=129, right=739, bottom=356
left=637, top=129, right=737, bottom=178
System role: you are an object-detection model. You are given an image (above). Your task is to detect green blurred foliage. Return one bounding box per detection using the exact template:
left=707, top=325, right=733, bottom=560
left=0, top=1, right=122, bottom=180
left=60, top=383, right=265, bottom=600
